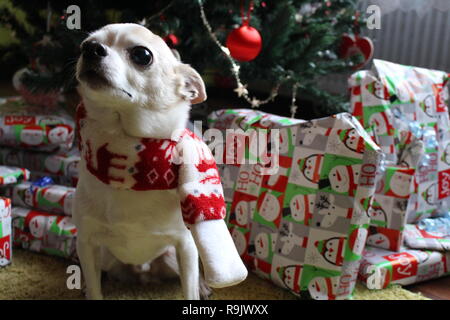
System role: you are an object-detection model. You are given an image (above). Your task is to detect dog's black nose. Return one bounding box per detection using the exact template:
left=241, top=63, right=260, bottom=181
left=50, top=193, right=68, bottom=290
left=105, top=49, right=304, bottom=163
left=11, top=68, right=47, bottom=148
left=81, top=41, right=107, bottom=59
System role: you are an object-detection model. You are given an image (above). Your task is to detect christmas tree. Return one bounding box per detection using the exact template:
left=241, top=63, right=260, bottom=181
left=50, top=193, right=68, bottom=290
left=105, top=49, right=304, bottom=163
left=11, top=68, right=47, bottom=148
left=1, top=0, right=366, bottom=117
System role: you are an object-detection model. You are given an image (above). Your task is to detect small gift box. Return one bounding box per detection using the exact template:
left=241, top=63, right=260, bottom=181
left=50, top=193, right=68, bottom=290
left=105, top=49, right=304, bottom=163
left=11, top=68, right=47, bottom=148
left=359, top=245, right=450, bottom=289
left=12, top=207, right=77, bottom=261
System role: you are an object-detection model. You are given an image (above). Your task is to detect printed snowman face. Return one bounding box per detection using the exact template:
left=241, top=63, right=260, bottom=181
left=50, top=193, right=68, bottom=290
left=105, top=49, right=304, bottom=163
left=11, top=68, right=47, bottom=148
left=367, top=233, right=390, bottom=249
left=351, top=229, right=368, bottom=256
left=231, top=228, right=247, bottom=256
left=48, top=126, right=69, bottom=144
left=21, top=127, right=44, bottom=146
left=44, top=156, right=63, bottom=174
left=235, top=201, right=250, bottom=226
left=259, top=193, right=280, bottom=222
left=390, top=171, right=411, bottom=198
left=369, top=113, right=389, bottom=136
left=308, top=277, right=337, bottom=300
left=290, top=194, right=314, bottom=222
left=329, top=165, right=360, bottom=194
left=29, top=215, right=47, bottom=239
left=254, top=232, right=276, bottom=259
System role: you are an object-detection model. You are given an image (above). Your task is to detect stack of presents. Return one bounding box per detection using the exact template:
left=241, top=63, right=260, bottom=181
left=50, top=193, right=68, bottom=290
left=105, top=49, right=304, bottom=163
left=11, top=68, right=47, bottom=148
left=0, top=96, right=79, bottom=267
left=208, top=60, right=450, bottom=299
left=0, top=59, right=449, bottom=300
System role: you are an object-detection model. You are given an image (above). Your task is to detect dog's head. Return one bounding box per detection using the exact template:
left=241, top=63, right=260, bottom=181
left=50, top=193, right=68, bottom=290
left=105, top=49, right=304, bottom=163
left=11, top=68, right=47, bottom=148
left=76, top=23, right=206, bottom=137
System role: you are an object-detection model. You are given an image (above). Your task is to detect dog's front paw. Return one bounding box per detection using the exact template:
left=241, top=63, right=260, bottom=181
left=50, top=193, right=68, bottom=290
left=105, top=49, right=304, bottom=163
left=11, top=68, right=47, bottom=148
left=199, top=278, right=213, bottom=300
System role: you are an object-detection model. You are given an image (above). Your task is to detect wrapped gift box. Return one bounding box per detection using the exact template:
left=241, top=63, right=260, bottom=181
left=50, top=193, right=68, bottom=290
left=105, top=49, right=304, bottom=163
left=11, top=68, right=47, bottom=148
left=12, top=207, right=77, bottom=261
left=350, top=59, right=450, bottom=250
left=359, top=245, right=450, bottom=289
left=0, top=97, right=75, bottom=152
left=0, top=147, right=79, bottom=187
left=8, top=182, right=74, bottom=216
left=209, top=109, right=383, bottom=299
left=0, top=197, right=12, bottom=266
left=0, top=165, right=30, bottom=186
left=403, top=223, right=450, bottom=251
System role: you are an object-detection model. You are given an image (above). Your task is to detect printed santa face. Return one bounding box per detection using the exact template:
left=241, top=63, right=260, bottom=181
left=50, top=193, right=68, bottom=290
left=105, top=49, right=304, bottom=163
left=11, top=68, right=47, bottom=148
left=308, top=276, right=338, bottom=300
left=366, top=232, right=390, bottom=249
left=21, top=126, right=44, bottom=146
left=44, top=156, right=63, bottom=174
left=48, top=125, right=70, bottom=144
left=389, top=171, right=412, bottom=198
left=28, top=215, right=48, bottom=239
left=231, top=228, right=247, bottom=256
left=259, top=192, right=280, bottom=222
left=289, top=194, right=314, bottom=223
left=254, top=232, right=277, bottom=260
left=42, top=186, right=67, bottom=204
left=329, top=165, right=360, bottom=194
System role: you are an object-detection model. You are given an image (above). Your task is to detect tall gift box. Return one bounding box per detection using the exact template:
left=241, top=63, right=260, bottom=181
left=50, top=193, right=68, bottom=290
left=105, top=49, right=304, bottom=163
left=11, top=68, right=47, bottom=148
left=350, top=59, right=450, bottom=250
left=208, top=109, right=383, bottom=299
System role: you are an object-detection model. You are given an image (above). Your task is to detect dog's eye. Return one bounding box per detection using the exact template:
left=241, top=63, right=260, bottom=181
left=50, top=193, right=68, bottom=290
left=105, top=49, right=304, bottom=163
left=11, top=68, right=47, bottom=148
left=130, top=46, right=153, bottom=66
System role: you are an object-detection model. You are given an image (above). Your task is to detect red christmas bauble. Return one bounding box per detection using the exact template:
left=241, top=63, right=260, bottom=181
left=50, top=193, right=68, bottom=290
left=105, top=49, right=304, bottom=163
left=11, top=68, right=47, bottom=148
left=164, top=34, right=179, bottom=48
left=339, top=34, right=374, bottom=70
left=226, top=25, right=262, bottom=62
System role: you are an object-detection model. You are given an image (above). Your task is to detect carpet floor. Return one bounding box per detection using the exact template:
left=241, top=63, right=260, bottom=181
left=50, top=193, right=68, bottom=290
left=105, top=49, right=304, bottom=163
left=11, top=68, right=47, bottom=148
left=0, top=249, right=428, bottom=300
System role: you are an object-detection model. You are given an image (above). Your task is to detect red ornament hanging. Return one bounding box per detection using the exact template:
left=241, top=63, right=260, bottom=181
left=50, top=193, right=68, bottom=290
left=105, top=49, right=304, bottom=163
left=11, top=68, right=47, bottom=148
left=226, top=0, right=262, bottom=62
left=164, top=34, right=179, bottom=48
left=339, top=12, right=374, bottom=70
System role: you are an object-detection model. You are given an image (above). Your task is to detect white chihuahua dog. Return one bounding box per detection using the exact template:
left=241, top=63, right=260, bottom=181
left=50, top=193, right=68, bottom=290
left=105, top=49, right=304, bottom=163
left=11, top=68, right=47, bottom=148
left=74, top=23, right=241, bottom=300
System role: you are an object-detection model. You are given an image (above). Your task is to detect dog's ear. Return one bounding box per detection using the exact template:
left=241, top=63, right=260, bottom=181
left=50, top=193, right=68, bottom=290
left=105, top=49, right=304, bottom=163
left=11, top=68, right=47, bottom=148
left=175, top=64, right=207, bottom=104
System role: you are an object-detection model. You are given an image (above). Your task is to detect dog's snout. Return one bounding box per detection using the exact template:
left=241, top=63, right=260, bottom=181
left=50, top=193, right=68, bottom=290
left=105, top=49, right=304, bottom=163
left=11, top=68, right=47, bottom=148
left=82, top=41, right=107, bottom=59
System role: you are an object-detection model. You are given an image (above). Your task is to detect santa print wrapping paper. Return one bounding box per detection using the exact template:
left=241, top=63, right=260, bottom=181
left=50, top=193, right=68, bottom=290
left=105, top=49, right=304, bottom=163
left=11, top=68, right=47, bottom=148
left=12, top=207, right=77, bottom=261
left=0, top=147, right=79, bottom=187
left=403, top=224, right=450, bottom=251
left=0, top=97, right=75, bottom=152
left=208, top=109, right=383, bottom=299
left=366, top=165, right=415, bottom=252
left=8, top=182, right=74, bottom=216
left=359, top=245, right=450, bottom=289
left=350, top=59, right=450, bottom=250
left=0, top=165, right=30, bottom=186
left=0, top=198, right=12, bottom=266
